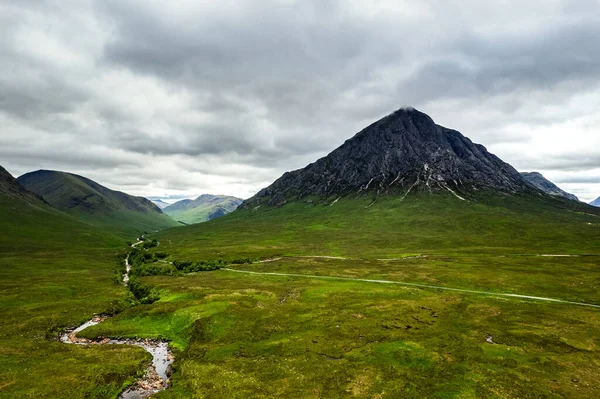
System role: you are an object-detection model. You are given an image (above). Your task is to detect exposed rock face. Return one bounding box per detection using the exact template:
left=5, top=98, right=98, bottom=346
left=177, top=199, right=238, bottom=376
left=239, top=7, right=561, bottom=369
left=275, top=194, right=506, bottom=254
left=242, top=108, right=532, bottom=207
left=520, top=172, right=579, bottom=202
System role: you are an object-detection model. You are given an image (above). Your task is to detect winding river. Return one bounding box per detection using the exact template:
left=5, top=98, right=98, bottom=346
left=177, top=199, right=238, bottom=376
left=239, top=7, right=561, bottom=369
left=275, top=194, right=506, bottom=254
left=61, top=241, right=174, bottom=399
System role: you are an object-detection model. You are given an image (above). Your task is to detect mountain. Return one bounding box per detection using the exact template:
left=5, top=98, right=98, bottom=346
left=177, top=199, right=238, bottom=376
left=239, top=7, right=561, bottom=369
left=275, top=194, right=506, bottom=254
left=242, top=107, right=532, bottom=208
left=0, top=165, right=46, bottom=205
left=158, top=107, right=600, bottom=261
left=520, top=172, right=579, bottom=201
left=164, top=194, right=243, bottom=224
left=17, top=170, right=178, bottom=235
left=150, top=198, right=170, bottom=209
left=590, top=197, right=600, bottom=207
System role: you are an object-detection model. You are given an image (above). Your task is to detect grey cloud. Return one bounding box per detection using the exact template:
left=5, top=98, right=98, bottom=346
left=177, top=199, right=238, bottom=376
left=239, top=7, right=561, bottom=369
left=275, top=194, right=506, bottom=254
left=398, top=22, right=600, bottom=106
left=1, top=0, right=599, bottom=200
left=554, top=176, right=600, bottom=184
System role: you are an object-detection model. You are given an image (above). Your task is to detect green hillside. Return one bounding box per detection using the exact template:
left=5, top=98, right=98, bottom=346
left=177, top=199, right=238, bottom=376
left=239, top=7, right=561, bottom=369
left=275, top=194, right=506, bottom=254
left=0, top=169, right=149, bottom=398
left=156, top=192, right=600, bottom=260
left=18, top=170, right=178, bottom=236
left=164, top=194, right=242, bottom=225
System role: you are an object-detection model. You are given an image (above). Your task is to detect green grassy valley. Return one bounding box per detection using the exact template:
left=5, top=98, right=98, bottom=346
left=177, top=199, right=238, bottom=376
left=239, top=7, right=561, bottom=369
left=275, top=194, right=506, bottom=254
left=156, top=193, right=600, bottom=260
left=164, top=195, right=243, bottom=225
left=4, top=183, right=600, bottom=397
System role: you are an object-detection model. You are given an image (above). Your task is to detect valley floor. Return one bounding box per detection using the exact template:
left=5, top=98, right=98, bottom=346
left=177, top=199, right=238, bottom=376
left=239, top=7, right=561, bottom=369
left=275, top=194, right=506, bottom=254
left=82, top=255, right=600, bottom=398
left=3, top=194, right=600, bottom=398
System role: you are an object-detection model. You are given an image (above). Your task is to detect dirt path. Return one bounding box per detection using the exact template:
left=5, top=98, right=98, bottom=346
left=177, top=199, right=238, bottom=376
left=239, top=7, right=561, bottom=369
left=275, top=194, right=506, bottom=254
left=221, top=268, right=600, bottom=309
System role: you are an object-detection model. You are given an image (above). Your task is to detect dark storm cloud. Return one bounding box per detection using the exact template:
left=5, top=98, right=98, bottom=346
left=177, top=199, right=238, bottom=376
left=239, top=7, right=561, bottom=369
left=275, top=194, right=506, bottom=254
left=1, top=0, right=599, bottom=199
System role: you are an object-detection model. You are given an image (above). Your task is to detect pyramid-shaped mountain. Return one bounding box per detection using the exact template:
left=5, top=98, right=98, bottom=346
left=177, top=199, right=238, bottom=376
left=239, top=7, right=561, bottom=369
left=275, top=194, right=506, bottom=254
left=243, top=108, right=532, bottom=207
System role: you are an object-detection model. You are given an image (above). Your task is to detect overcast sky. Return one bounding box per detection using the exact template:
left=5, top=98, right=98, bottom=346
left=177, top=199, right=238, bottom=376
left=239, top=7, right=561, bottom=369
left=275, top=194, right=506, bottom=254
left=1, top=0, right=599, bottom=202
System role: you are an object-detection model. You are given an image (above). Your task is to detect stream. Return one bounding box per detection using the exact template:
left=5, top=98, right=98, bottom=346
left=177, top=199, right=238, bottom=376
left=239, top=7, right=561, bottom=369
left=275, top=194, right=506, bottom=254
left=60, top=240, right=174, bottom=399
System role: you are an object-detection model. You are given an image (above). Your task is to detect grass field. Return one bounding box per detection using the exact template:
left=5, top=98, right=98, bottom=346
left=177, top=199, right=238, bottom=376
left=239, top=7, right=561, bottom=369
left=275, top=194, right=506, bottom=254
left=155, top=193, right=600, bottom=260
left=83, top=193, right=600, bottom=398
left=82, top=256, right=600, bottom=398
left=2, top=192, right=600, bottom=398
left=0, top=197, right=150, bottom=398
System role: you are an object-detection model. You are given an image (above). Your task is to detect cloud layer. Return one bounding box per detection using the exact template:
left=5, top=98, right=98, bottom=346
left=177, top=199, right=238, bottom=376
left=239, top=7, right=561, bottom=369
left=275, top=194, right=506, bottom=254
left=1, top=0, right=599, bottom=201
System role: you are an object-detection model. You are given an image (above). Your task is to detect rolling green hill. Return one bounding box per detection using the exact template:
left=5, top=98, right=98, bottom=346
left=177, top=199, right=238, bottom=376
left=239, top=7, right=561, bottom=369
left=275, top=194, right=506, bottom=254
left=163, top=194, right=242, bottom=224
left=17, top=169, right=178, bottom=236
left=155, top=191, right=600, bottom=261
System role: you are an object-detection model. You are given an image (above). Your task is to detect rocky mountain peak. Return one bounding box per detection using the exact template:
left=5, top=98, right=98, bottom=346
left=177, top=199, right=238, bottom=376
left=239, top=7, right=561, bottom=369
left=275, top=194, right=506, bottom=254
left=242, top=107, right=533, bottom=207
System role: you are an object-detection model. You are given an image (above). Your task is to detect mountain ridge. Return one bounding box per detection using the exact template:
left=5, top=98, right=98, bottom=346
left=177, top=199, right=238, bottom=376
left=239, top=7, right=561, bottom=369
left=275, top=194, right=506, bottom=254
left=164, top=194, right=243, bottom=224
left=150, top=198, right=170, bottom=209
left=520, top=172, right=579, bottom=202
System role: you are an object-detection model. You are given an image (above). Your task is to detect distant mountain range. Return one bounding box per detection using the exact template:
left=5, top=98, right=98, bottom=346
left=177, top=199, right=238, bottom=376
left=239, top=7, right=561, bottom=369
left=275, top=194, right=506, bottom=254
left=520, top=172, right=579, bottom=202
left=164, top=194, right=243, bottom=224
left=17, top=170, right=178, bottom=235
left=590, top=197, right=600, bottom=207
left=150, top=199, right=170, bottom=209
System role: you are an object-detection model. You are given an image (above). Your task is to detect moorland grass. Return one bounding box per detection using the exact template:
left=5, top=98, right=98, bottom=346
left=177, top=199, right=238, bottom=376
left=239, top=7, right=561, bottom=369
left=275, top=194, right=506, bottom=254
left=84, top=262, right=600, bottom=398
left=80, top=192, right=600, bottom=397
left=3, top=191, right=600, bottom=397
left=0, top=198, right=150, bottom=398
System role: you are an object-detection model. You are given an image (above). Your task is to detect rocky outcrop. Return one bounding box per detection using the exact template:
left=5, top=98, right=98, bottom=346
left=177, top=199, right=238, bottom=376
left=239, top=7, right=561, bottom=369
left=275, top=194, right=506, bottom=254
left=242, top=107, right=532, bottom=207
